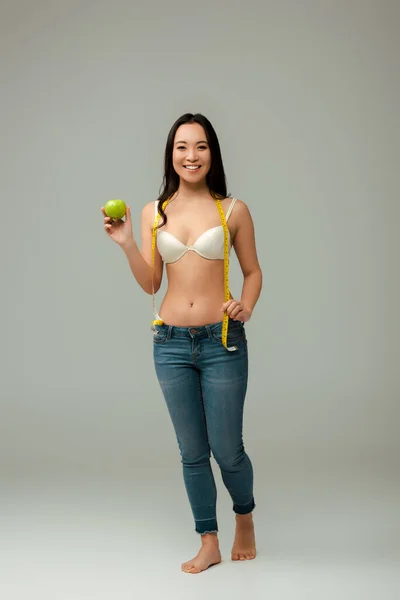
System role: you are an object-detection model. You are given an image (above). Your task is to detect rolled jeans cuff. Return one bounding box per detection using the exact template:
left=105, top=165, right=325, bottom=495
left=233, top=497, right=255, bottom=515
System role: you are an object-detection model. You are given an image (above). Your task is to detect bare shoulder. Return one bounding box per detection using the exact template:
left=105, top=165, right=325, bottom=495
left=228, top=197, right=252, bottom=234
left=141, top=200, right=157, bottom=225
left=142, top=199, right=156, bottom=214
left=231, top=197, right=250, bottom=215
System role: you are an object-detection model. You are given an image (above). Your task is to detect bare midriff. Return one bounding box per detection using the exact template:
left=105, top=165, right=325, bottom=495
left=158, top=251, right=233, bottom=327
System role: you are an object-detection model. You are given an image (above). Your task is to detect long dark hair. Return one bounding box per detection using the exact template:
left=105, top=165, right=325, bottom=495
left=156, top=113, right=230, bottom=228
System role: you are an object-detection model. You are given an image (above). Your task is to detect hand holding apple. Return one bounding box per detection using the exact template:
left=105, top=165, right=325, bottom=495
left=101, top=202, right=134, bottom=248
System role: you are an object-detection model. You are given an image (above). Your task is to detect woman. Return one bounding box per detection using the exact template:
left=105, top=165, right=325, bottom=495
left=101, top=113, right=262, bottom=574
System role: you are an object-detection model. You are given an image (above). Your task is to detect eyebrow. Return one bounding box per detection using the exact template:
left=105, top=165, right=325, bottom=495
left=175, top=140, right=209, bottom=145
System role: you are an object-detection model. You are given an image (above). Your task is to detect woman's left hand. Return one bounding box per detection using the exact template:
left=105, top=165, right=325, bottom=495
left=221, top=299, right=253, bottom=323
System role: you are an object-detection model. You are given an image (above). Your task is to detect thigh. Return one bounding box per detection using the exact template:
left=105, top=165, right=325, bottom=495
left=153, top=340, right=210, bottom=459
left=199, top=338, right=249, bottom=459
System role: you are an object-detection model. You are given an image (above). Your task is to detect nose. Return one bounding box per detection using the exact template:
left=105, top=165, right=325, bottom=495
left=186, top=149, right=198, bottom=161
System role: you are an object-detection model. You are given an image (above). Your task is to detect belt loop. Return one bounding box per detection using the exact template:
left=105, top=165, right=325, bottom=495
left=167, top=325, right=173, bottom=340
left=205, top=324, right=212, bottom=339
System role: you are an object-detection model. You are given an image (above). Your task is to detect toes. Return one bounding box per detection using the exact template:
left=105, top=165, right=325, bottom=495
left=186, top=565, right=199, bottom=574
left=232, top=547, right=257, bottom=561
left=182, top=562, right=201, bottom=574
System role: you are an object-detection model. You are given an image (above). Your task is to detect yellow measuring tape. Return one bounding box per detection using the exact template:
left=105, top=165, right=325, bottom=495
left=151, top=196, right=231, bottom=348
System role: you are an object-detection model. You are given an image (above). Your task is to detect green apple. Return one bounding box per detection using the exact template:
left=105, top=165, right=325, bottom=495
left=104, top=199, right=126, bottom=220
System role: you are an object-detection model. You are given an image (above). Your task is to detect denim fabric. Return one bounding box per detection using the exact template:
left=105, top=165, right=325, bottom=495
left=153, top=318, right=255, bottom=534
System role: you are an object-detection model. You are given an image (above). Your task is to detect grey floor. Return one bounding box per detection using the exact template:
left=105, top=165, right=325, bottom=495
left=1, top=463, right=399, bottom=600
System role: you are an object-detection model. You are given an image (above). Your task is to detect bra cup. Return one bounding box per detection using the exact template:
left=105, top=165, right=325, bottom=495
left=157, top=226, right=231, bottom=263
left=192, top=227, right=225, bottom=259
left=157, top=231, right=188, bottom=263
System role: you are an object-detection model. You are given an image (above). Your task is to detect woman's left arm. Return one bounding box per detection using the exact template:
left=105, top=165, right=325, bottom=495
left=222, top=200, right=263, bottom=322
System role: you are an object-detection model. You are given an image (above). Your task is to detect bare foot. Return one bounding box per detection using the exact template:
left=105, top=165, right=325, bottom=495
left=182, top=533, right=222, bottom=574
left=231, top=513, right=256, bottom=561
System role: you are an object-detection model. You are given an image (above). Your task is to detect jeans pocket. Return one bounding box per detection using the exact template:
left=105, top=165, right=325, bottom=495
left=152, top=326, right=168, bottom=344
left=211, top=322, right=246, bottom=345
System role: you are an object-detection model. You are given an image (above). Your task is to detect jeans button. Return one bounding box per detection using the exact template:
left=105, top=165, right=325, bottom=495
left=190, top=328, right=197, bottom=334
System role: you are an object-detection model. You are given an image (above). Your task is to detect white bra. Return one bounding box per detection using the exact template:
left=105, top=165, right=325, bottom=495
left=156, top=197, right=237, bottom=264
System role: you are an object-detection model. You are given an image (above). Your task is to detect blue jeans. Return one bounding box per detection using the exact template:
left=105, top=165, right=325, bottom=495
left=152, top=318, right=255, bottom=534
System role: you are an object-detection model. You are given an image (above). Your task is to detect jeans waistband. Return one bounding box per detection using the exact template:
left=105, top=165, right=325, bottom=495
left=153, top=318, right=244, bottom=340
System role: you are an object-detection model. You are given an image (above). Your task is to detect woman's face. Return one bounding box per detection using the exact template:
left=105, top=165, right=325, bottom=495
left=172, top=123, right=211, bottom=184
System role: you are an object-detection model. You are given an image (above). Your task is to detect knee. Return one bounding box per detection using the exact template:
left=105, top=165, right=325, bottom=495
left=180, top=445, right=211, bottom=467
left=211, top=443, right=247, bottom=471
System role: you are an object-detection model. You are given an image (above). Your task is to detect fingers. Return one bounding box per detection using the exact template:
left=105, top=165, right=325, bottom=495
left=223, top=300, right=243, bottom=320
left=101, top=206, right=111, bottom=218
left=103, top=217, right=113, bottom=231
left=101, top=208, right=113, bottom=234
left=222, top=299, right=233, bottom=312
left=223, top=299, right=238, bottom=311
left=101, top=207, right=113, bottom=224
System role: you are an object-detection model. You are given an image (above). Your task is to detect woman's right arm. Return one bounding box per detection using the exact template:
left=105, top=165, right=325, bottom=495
left=102, top=201, right=163, bottom=295
left=120, top=201, right=164, bottom=295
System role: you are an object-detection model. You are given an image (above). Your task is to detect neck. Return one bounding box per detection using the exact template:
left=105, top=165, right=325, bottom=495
left=176, top=179, right=211, bottom=201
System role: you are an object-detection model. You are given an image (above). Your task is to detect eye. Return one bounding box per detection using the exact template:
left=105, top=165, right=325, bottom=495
left=176, top=145, right=208, bottom=150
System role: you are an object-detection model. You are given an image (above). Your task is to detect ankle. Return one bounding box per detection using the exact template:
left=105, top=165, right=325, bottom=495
left=201, top=532, right=219, bottom=545
left=235, top=513, right=253, bottom=524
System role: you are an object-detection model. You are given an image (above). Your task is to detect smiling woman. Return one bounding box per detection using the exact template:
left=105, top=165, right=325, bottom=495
left=101, top=112, right=262, bottom=574
left=174, top=134, right=210, bottom=177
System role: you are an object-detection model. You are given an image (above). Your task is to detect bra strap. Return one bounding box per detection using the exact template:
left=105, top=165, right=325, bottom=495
left=226, top=197, right=237, bottom=221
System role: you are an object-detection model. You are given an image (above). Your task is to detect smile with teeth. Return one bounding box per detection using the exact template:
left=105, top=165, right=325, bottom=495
left=184, top=165, right=201, bottom=170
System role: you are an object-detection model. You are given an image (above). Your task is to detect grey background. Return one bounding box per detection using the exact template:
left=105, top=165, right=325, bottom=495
left=1, top=0, right=399, bottom=597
